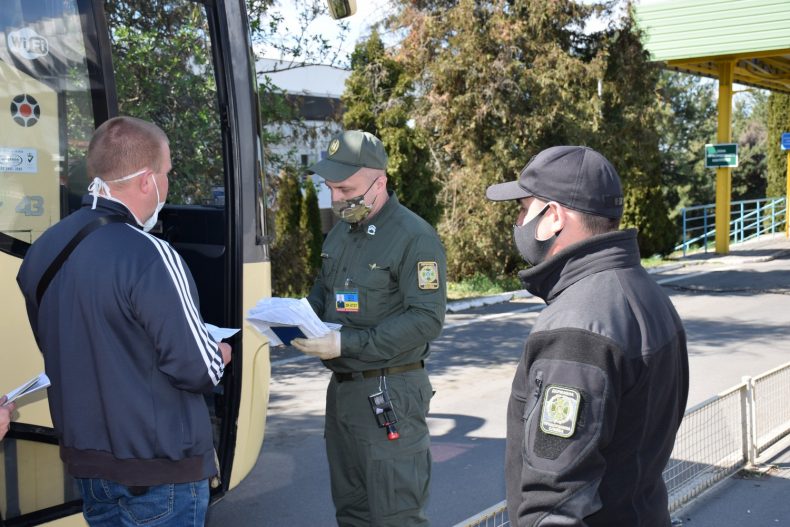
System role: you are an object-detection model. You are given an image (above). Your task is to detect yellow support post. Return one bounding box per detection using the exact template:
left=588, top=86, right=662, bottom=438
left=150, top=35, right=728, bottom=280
left=715, top=61, right=734, bottom=254
left=786, top=151, right=790, bottom=238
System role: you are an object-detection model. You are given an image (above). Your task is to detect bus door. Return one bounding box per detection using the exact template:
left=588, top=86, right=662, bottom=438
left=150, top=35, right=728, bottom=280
left=101, top=0, right=273, bottom=495
left=0, top=1, right=270, bottom=524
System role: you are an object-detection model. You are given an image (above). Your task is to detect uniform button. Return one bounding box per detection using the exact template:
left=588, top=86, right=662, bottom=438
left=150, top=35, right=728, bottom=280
left=342, top=267, right=347, bottom=272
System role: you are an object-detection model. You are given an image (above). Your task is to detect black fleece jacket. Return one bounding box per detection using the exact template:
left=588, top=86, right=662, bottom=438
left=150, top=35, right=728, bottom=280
left=506, top=229, right=689, bottom=527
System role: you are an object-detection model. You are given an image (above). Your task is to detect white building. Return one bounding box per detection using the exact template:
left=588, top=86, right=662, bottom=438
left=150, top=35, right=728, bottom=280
left=258, top=58, right=350, bottom=217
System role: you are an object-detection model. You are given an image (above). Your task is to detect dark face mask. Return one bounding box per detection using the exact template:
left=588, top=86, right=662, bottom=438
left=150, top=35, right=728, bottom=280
left=331, top=177, right=379, bottom=223
left=513, top=204, right=561, bottom=266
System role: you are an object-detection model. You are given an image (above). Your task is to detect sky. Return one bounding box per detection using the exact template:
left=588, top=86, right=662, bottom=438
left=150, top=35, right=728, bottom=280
left=257, top=1, right=395, bottom=67
left=258, top=0, right=623, bottom=66
left=257, top=0, right=752, bottom=98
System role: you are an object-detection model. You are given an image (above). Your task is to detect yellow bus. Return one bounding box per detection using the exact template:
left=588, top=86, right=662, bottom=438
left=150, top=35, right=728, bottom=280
left=0, top=0, right=312, bottom=524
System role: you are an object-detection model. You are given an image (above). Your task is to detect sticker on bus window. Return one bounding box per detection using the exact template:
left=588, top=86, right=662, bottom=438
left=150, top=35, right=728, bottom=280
left=10, top=94, right=41, bottom=127
left=7, top=28, right=50, bottom=60
left=0, top=148, right=38, bottom=173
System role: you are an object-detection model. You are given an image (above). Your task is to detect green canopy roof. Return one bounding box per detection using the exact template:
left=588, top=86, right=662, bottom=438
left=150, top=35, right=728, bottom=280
left=635, top=0, right=790, bottom=93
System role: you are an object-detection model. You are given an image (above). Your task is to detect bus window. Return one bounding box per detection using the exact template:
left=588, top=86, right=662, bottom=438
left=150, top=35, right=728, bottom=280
left=1, top=2, right=99, bottom=523
left=105, top=0, right=224, bottom=207
left=1, top=0, right=274, bottom=523
left=0, top=0, right=97, bottom=254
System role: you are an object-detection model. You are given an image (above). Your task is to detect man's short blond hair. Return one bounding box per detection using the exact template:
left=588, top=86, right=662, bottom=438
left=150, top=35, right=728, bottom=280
left=86, top=116, right=168, bottom=182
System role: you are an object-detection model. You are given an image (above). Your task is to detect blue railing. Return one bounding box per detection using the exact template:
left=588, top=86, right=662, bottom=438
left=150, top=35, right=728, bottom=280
left=675, top=197, right=787, bottom=257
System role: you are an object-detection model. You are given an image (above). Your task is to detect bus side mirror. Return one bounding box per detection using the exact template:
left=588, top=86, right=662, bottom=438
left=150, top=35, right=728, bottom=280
left=326, top=0, right=356, bottom=19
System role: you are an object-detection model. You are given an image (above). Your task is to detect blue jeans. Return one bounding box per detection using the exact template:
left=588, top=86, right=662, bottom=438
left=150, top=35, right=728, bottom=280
left=77, top=478, right=209, bottom=527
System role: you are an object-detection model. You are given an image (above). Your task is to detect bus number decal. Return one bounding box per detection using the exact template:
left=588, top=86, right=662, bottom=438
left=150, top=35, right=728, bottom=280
left=16, top=195, right=44, bottom=216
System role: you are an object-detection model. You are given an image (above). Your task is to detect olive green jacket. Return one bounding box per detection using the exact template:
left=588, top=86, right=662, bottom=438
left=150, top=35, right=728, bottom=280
left=307, top=193, right=446, bottom=373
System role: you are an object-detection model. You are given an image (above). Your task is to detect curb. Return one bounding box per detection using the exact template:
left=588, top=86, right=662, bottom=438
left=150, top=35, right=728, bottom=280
left=446, top=290, right=532, bottom=313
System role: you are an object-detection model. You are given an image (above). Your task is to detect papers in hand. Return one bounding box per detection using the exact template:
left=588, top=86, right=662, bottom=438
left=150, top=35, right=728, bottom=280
left=247, top=297, right=340, bottom=347
left=205, top=323, right=241, bottom=342
left=4, top=373, right=50, bottom=406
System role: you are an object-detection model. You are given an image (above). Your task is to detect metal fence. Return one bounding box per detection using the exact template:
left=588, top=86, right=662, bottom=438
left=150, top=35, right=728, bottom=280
left=663, top=384, right=746, bottom=511
left=455, top=361, right=790, bottom=527
left=754, top=362, right=790, bottom=456
left=675, top=197, right=787, bottom=257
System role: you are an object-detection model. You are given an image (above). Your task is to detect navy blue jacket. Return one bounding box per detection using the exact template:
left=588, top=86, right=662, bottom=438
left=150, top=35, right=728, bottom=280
left=17, top=196, right=224, bottom=486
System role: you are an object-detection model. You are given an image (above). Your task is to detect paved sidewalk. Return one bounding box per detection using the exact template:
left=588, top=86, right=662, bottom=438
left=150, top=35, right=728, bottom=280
left=672, top=437, right=790, bottom=527
left=667, top=234, right=790, bottom=526
left=671, top=233, right=790, bottom=266
left=446, top=233, right=790, bottom=313
left=449, top=233, right=790, bottom=526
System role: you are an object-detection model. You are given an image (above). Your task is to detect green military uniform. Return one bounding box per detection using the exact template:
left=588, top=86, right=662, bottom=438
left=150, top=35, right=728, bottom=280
left=307, top=192, right=446, bottom=527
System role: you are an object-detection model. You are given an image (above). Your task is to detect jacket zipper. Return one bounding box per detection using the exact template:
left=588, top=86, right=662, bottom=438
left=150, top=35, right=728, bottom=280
left=523, top=370, right=544, bottom=421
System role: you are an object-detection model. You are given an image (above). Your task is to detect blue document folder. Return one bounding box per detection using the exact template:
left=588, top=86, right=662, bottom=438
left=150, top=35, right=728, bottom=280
left=270, top=326, right=306, bottom=346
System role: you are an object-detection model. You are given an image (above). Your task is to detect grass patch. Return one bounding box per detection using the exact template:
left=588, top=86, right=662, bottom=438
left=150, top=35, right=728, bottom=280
left=448, top=257, right=678, bottom=300
left=447, top=273, right=522, bottom=301
left=641, top=255, right=672, bottom=268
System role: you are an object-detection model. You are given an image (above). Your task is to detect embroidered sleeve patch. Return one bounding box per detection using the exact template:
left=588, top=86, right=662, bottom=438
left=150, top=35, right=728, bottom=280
left=540, top=385, right=581, bottom=438
left=417, top=261, right=439, bottom=290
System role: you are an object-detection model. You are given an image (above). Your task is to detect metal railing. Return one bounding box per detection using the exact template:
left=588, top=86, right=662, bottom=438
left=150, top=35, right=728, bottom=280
left=455, top=361, right=790, bottom=527
left=663, top=383, right=748, bottom=511
left=675, top=197, right=787, bottom=257
left=753, top=362, right=790, bottom=456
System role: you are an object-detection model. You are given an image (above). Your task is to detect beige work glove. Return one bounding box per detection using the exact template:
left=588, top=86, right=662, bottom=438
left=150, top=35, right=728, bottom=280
left=292, top=330, right=341, bottom=360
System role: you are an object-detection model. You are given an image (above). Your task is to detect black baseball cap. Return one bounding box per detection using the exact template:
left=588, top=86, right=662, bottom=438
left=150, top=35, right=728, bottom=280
left=308, top=130, right=388, bottom=182
left=485, top=146, right=624, bottom=219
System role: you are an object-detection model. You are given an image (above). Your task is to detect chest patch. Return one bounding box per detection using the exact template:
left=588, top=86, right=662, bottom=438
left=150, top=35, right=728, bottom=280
left=417, top=261, right=439, bottom=290
left=540, top=385, right=581, bottom=438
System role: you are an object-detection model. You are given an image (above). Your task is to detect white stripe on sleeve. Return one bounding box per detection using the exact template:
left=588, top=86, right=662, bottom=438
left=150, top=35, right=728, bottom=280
left=131, top=226, right=224, bottom=385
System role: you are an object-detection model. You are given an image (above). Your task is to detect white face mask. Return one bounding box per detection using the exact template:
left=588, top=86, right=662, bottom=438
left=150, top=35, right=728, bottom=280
left=142, top=174, right=165, bottom=233
left=88, top=169, right=165, bottom=232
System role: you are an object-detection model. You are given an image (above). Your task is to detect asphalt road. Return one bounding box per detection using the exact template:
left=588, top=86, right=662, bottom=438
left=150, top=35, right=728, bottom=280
left=208, top=247, right=790, bottom=527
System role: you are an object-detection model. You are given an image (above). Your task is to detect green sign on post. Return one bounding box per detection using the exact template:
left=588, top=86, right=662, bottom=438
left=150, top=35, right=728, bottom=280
left=705, top=143, right=738, bottom=168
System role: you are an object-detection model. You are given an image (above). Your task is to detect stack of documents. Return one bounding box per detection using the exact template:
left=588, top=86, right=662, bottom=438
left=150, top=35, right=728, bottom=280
left=247, top=297, right=340, bottom=346
left=205, top=323, right=240, bottom=342
left=4, top=373, right=50, bottom=406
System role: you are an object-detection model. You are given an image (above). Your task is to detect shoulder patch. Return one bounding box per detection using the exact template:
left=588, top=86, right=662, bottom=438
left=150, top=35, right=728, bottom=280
left=540, top=385, right=581, bottom=438
left=417, top=261, right=439, bottom=290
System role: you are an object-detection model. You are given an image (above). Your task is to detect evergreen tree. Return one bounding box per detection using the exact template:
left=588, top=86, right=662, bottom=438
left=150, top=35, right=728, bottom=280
left=394, top=0, right=620, bottom=279
left=302, top=177, right=324, bottom=281
left=342, top=30, right=441, bottom=226
left=271, top=167, right=309, bottom=296
left=766, top=92, right=790, bottom=199
left=595, top=12, right=676, bottom=256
